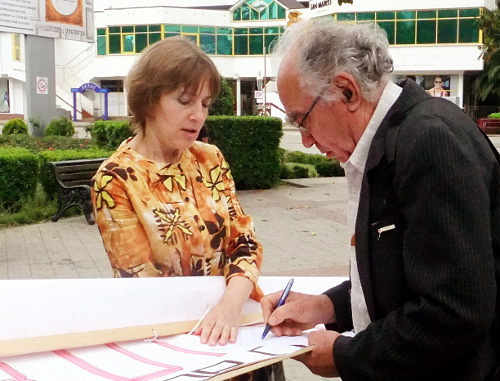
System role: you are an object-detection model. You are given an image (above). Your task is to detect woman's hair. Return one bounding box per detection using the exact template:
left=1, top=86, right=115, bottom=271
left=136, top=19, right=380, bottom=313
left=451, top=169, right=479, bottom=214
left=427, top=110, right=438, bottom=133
left=273, top=19, right=394, bottom=102
left=125, top=36, right=221, bottom=132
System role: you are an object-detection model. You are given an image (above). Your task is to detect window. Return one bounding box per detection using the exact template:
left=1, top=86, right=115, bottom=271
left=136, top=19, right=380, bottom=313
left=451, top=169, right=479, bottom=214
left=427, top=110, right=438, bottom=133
left=101, top=25, right=162, bottom=54
left=100, top=80, right=123, bottom=93
left=232, top=0, right=285, bottom=21
left=95, top=23, right=284, bottom=56
left=334, top=8, right=481, bottom=45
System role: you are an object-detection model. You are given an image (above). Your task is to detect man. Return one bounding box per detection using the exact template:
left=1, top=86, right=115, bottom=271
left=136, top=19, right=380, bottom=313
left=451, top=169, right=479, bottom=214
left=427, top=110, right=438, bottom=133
left=261, top=20, right=499, bottom=380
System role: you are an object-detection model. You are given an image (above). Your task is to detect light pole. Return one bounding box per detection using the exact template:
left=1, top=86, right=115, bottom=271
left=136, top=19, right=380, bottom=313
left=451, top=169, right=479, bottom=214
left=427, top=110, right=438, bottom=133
left=253, top=0, right=268, bottom=116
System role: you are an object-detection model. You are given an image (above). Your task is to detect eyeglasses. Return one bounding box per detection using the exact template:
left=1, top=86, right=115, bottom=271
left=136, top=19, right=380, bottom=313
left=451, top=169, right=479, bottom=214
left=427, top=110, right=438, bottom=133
left=287, top=95, right=322, bottom=134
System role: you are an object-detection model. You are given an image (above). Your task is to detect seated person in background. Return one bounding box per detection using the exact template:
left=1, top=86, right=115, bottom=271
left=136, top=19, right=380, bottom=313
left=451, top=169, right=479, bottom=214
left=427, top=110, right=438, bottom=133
left=197, top=123, right=210, bottom=143
left=427, top=76, right=448, bottom=97
left=91, top=37, right=263, bottom=348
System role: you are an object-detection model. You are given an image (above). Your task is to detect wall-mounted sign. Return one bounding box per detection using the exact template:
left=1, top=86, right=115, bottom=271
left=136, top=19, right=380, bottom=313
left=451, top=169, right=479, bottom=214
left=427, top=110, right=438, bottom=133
left=36, top=77, right=48, bottom=95
left=0, top=0, right=94, bottom=42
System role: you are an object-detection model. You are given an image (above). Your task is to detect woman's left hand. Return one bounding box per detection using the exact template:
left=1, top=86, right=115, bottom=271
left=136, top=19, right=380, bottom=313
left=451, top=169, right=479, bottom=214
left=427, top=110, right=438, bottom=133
left=194, top=302, right=241, bottom=346
left=193, top=276, right=253, bottom=346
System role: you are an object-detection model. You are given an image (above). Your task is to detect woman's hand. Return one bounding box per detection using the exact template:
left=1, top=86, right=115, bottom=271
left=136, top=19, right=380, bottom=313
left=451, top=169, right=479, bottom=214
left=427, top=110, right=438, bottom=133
left=194, top=276, right=253, bottom=346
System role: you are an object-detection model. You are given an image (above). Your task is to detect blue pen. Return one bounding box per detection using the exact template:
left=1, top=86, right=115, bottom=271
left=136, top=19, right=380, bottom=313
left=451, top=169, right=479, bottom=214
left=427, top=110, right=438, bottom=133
left=262, top=278, right=294, bottom=339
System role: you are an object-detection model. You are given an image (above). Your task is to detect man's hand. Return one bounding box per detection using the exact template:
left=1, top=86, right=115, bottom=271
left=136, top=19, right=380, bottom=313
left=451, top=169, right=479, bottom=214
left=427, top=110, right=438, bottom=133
left=295, top=330, right=341, bottom=377
left=260, top=291, right=335, bottom=336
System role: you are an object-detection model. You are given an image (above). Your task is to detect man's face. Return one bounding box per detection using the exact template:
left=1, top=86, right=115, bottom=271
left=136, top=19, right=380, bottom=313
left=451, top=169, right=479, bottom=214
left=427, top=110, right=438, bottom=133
left=277, top=59, right=359, bottom=163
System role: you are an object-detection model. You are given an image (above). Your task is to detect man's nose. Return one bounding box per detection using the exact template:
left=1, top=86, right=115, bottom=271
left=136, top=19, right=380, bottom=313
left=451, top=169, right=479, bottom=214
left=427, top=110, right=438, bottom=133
left=301, top=132, right=315, bottom=148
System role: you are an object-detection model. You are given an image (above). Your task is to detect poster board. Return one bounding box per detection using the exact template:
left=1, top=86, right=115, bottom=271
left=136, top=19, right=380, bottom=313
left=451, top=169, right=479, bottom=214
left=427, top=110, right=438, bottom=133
left=0, top=276, right=347, bottom=379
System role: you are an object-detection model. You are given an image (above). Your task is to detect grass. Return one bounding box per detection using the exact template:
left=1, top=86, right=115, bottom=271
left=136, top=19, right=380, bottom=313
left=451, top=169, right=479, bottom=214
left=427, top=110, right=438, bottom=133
left=0, top=184, right=59, bottom=229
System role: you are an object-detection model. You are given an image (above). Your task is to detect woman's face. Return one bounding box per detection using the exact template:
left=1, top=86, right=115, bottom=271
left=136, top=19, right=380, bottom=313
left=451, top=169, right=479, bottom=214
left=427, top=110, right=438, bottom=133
left=434, top=77, right=443, bottom=88
left=145, top=78, right=213, bottom=152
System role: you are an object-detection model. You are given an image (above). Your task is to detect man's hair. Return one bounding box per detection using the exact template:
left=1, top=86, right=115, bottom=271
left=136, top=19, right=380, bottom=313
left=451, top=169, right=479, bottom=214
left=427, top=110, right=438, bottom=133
left=273, top=20, right=394, bottom=101
left=125, top=36, right=221, bottom=132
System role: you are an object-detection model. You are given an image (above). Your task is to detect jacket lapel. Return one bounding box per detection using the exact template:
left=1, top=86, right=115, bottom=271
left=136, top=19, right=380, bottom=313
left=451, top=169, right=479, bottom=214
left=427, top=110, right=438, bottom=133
left=354, top=80, right=429, bottom=320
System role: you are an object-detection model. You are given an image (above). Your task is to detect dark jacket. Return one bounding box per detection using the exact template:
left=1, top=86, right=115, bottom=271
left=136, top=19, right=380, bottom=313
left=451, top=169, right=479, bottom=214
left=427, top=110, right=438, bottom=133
left=326, top=80, right=500, bottom=380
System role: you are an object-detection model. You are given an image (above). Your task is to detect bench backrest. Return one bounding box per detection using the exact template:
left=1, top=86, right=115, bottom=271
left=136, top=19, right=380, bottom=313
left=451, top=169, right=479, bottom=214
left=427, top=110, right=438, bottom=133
left=50, top=158, right=107, bottom=188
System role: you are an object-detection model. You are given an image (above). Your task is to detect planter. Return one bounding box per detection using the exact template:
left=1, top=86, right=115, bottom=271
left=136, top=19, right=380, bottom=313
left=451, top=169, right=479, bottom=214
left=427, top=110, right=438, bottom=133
left=477, top=118, right=500, bottom=134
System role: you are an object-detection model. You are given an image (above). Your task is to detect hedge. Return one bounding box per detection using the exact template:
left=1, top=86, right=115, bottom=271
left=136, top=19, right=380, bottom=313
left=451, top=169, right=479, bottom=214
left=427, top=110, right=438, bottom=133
left=206, top=116, right=283, bottom=189
left=89, top=120, right=133, bottom=150
left=0, top=147, right=39, bottom=208
left=38, top=149, right=113, bottom=199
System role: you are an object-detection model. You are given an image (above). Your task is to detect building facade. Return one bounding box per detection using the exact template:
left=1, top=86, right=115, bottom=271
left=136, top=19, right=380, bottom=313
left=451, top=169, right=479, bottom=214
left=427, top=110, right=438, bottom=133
left=0, top=0, right=497, bottom=122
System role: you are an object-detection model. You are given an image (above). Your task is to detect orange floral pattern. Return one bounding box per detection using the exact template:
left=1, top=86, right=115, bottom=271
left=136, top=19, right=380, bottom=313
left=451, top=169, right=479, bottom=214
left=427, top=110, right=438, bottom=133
left=91, top=139, right=263, bottom=298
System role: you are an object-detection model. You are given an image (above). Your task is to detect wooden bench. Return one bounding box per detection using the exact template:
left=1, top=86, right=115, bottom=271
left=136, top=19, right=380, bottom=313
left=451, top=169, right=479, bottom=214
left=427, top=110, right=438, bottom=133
left=50, top=158, right=106, bottom=225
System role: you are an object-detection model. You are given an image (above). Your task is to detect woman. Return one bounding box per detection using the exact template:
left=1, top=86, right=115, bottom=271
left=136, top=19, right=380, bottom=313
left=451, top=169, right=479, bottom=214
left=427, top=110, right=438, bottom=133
left=427, top=76, right=448, bottom=97
left=91, top=37, right=263, bottom=348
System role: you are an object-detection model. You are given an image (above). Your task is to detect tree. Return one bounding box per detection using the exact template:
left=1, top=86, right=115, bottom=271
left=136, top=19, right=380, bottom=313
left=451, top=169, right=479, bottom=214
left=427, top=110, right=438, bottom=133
left=210, top=77, right=235, bottom=115
left=474, top=7, right=500, bottom=101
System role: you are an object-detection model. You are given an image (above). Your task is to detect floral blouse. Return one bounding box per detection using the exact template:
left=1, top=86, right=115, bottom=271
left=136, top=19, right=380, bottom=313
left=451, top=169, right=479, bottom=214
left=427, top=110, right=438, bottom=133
left=91, top=139, right=263, bottom=299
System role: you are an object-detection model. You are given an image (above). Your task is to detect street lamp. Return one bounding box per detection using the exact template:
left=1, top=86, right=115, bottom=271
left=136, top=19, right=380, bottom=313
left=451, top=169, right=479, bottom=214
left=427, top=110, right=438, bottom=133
left=253, top=0, right=268, bottom=116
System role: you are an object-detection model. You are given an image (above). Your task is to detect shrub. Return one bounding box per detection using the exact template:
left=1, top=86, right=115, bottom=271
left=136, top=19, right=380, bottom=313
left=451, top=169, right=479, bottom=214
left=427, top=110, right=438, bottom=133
left=2, top=118, right=28, bottom=135
left=45, top=117, right=75, bottom=137
left=0, top=147, right=39, bottom=209
left=210, top=77, right=235, bottom=116
left=290, top=164, right=310, bottom=178
left=284, top=150, right=330, bottom=165
left=488, top=112, right=500, bottom=119
left=0, top=134, right=93, bottom=153
left=207, top=116, right=283, bottom=190
left=280, top=164, right=293, bottom=179
left=89, top=120, right=133, bottom=150
left=315, top=161, right=345, bottom=177
left=39, top=149, right=113, bottom=199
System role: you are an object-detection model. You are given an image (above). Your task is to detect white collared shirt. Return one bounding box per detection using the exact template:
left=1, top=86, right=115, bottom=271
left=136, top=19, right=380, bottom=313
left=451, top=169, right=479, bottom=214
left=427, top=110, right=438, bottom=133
left=342, top=81, right=402, bottom=333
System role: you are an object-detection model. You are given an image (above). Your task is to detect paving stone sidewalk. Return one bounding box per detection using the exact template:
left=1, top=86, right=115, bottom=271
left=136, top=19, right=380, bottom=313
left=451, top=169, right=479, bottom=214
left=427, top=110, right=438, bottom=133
left=0, top=177, right=350, bottom=280
left=0, top=176, right=348, bottom=381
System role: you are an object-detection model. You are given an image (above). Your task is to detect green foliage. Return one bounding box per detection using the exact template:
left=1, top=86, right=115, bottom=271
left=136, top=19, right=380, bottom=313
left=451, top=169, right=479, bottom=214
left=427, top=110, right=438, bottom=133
left=28, top=117, right=43, bottom=131
left=315, top=161, right=345, bottom=177
left=474, top=8, right=500, bottom=101
left=292, top=164, right=312, bottom=178
left=488, top=112, right=500, bottom=119
left=0, top=147, right=39, bottom=210
left=282, top=150, right=344, bottom=177
left=207, top=116, right=283, bottom=189
left=0, top=184, right=57, bottom=228
left=210, top=77, right=235, bottom=116
left=2, top=118, right=28, bottom=135
left=0, top=134, right=93, bottom=153
left=283, top=151, right=331, bottom=166
left=45, top=117, right=75, bottom=137
left=38, top=149, right=112, bottom=199
left=89, top=120, right=133, bottom=150
left=282, top=163, right=314, bottom=178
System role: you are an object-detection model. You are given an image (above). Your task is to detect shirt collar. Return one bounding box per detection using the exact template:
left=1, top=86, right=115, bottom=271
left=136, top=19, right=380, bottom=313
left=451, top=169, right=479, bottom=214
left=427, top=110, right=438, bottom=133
left=346, top=81, right=402, bottom=170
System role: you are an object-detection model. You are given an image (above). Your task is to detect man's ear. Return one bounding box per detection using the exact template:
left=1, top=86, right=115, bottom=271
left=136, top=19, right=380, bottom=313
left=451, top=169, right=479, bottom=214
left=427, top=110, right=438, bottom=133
left=332, top=72, right=360, bottom=111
